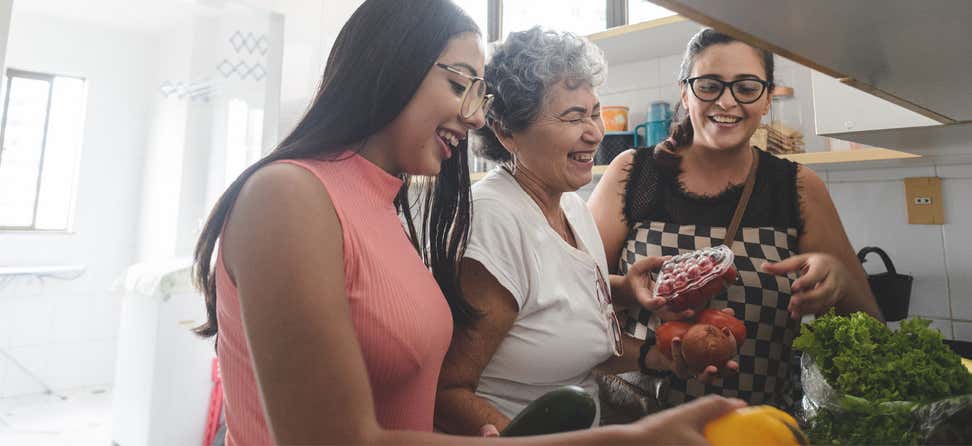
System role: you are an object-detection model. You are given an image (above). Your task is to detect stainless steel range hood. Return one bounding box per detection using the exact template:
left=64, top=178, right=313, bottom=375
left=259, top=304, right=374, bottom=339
left=651, top=0, right=972, bottom=128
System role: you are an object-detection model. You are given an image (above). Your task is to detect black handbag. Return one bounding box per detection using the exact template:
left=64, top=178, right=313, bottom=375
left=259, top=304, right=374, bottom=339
left=857, top=247, right=913, bottom=322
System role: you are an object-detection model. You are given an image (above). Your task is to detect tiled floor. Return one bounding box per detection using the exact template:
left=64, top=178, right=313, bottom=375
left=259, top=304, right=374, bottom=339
left=0, top=387, right=111, bottom=446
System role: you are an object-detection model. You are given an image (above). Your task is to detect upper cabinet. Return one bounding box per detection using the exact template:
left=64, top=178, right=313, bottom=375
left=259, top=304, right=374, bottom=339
left=649, top=0, right=972, bottom=153
left=650, top=0, right=971, bottom=123
left=811, top=71, right=939, bottom=135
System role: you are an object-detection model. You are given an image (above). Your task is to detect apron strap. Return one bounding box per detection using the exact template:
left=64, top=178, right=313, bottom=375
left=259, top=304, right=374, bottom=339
left=724, top=147, right=760, bottom=247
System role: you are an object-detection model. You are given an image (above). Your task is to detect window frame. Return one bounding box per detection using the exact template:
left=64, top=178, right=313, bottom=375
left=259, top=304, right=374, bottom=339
left=0, top=68, right=86, bottom=232
left=486, top=0, right=629, bottom=42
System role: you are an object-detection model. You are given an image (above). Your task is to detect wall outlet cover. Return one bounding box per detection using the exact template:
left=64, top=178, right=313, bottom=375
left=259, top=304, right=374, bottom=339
left=904, top=177, right=944, bottom=225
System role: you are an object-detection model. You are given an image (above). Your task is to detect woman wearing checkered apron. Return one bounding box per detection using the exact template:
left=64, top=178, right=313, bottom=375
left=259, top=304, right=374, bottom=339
left=588, top=28, right=883, bottom=408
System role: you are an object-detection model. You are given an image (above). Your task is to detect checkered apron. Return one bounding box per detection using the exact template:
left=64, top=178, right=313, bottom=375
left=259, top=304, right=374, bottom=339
left=621, top=221, right=801, bottom=405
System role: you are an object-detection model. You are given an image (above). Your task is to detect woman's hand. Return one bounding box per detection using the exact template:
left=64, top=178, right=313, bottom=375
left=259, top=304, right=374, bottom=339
left=646, top=308, right=740, bottom=383
left=761, top=253, right=850, bottom=320
left=618, top=256, right=695, bottom=321
left=618, top=256, right=668, bottom=310
left=670, top=307, right=739, bottom=383
left=632, top=394, right=746, bottom=445
left=670, top=327, right=740, bottom=382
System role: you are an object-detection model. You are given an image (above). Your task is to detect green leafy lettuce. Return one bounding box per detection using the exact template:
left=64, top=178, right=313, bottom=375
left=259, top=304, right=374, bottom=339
left=793, top=311, right=972, bottom=445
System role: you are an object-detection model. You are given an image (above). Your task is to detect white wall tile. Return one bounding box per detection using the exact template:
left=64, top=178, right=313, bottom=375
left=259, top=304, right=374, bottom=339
left=938, top=163, right=972, bottom=179
left=930, top=318, right=954, bottom=339
left=50, top=294, right=91, bottom=344
left=953, top=321, right=972, bottom=342
left=828, top=180, right=951, bottom=319
left=603, top=59, right=659, bottom=93
left=0, top=346, right=50, bottom=397
left=0, top=357, right=7, bottom=399
left=658, top=54, right=683, bottom=84
left=5, top=296, right=56, bottom=348
left=944, top=178, right=972, bottom=320
left=44, top=341, right=117, bottom=390
left=42, top=344, right=89, bottom=390
left=827, top=165, right=937, bottom=183
left=0, top=299, right=12, bottom=349
left=659, top=83, right=682, bottom=110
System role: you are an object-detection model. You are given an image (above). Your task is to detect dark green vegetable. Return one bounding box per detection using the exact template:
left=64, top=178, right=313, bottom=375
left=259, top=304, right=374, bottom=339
left=501, top=386, right=597, bottom=437
left=805, top=406, right=920, bottom=446
left=793, top=311, right=972, bottom=445
left=794, top=312, right=972, bottom=403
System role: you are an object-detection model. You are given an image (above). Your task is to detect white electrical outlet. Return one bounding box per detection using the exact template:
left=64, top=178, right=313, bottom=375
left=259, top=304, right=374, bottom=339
left=914, top=196, right=932, bottom=205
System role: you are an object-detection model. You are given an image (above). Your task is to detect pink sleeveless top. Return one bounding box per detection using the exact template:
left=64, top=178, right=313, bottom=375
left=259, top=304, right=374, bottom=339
left=214, top=153, right=454, bottom=445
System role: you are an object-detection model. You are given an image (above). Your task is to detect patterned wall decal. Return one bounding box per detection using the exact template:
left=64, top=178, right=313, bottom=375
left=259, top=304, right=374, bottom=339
left=216, top=59, right=267, bottom=81
left=229, top=30, right=270, bottom=56
left=159, top=79, right=215, bottom=102
left=159, top=29, right=270, bottom=101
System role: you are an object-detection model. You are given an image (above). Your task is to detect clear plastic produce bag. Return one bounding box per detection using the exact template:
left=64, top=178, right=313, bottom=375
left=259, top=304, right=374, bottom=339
left=799, top=354, right=972, bottom=445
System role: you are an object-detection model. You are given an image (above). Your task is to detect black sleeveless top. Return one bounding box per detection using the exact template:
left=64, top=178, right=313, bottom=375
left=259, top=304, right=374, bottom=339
left=618, top=147, right=805, bottom=407
left=622, top=147, right=804, bottom=233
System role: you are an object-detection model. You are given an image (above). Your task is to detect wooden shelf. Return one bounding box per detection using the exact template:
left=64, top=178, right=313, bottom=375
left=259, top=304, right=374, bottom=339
left=588, top=16, right=701, bottom=65
left=779, top=148, right=920, bottom=165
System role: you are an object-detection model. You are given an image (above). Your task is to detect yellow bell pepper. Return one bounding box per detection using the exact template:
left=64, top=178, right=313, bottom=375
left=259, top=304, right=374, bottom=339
left=704, top=405, right=809, bottom=446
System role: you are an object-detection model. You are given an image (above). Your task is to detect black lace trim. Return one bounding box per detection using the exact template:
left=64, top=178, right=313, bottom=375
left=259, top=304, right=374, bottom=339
left=622, top=147, right=804, bottom=235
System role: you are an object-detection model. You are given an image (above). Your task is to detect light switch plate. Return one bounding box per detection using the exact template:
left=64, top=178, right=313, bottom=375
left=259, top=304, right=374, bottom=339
left=904, top=177, right=944, bottom=224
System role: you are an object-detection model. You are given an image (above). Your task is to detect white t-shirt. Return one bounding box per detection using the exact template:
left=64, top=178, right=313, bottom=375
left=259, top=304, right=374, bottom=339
left=464, top=168, right=614, bottom=425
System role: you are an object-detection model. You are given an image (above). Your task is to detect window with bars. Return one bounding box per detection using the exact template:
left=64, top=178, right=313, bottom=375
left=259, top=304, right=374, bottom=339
left=0, top=69, right=86, bottom=231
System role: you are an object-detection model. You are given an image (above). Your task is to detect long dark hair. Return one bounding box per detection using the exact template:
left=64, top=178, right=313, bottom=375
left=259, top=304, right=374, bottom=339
left=193, top=0, right=481, bottom=340
left=661, top=28, right=775, bottom=153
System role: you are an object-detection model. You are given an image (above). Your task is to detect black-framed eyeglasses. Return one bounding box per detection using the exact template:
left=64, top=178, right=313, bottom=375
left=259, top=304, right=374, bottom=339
left=684, top=76, right=771, bottom=104
left=594, top=263, right=624, bottom=358
left=435, top=63, right=495, bottom=119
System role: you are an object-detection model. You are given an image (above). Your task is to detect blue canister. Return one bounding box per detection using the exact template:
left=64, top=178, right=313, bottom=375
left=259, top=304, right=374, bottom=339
left=633, top=101, right=673, bottom=147
left=650, top=101, right=672, bottom=121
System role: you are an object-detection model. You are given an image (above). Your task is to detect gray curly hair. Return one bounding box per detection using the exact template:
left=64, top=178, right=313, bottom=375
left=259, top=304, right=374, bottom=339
left=474, top=27, right=607, bottom=162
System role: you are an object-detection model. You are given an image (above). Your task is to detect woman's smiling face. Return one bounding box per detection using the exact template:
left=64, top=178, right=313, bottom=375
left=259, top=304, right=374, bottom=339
left=681, top=41, right=771, bottom=152
left=510, top=80, right=605, bottom=192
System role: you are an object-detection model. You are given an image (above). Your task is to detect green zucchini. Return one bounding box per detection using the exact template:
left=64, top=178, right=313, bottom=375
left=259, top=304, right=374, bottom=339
left=501, top=385, right=597, bottom=437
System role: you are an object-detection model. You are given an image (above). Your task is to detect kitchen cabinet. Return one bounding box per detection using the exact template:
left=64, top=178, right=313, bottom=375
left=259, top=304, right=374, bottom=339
left=811, top=71, right=939, bottom=135
left=647, top=0, right=972, bottom=154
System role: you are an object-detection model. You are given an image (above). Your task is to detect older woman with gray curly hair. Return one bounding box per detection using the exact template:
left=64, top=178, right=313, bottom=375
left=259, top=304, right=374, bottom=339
left=434, top=27, right=676, bottom=435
